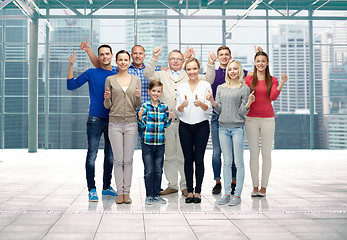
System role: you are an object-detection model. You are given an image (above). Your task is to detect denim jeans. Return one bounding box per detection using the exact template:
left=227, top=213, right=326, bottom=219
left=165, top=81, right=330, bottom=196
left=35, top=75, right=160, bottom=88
left=85, top=116, right=113, bottom=191
left=211, top=112, right=237, bottom=181
left=141, top=143, right=165, bottom=197
left=219, top=126, right=245, bottom=197
left=179, top=120, right=209, bottom=194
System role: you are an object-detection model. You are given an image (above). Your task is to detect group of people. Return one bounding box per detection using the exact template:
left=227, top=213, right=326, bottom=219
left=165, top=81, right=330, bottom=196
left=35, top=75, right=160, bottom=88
left=67, top=39, right=288, bottom=206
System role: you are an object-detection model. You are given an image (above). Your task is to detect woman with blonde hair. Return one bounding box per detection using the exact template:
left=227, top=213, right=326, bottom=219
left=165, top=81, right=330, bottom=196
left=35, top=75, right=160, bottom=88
left=207, top=60, right=255, bottom=206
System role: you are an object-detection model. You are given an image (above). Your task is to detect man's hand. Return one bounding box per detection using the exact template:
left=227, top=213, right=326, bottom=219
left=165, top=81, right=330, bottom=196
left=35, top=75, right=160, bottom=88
left=80, top=38, right=91, bottom=52
left=208, top=51, right=217, bottom=65
left=104, top=87, right=111, bottom=99
left=69, top=51, right=76, bottom=65
left=153, top=46, right=162, bottom=60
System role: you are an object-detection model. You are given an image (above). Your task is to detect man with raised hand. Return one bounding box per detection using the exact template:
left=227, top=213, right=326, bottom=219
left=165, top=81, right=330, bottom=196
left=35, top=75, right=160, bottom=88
left=67, top=45, right=117, bottom=202
left=143, top=45, right=216, bottom=197
left=211, top=45, right=262, bottom=195
left=80, top=39, right=162, bottom=103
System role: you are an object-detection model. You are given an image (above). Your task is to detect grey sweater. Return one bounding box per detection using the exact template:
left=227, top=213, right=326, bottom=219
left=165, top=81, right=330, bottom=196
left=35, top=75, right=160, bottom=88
left=214, top=84, right=250, bottom=128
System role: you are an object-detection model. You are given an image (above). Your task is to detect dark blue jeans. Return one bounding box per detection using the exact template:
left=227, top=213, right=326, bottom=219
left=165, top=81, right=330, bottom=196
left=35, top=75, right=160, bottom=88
left=211, top=112, right=237, bottom=181
left=179, top=120, right=209, bottom=194
left=141, top=143, right=165, bottom=197
left=86, top=116, right=113, bottom=191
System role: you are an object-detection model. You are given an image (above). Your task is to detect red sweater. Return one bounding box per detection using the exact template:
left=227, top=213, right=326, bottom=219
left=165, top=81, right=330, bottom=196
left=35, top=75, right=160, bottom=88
left=245, top=76, right=281, bottom=118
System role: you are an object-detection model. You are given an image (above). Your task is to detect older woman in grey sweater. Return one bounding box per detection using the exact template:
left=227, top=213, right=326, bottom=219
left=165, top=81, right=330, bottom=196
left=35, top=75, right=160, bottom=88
left=207, top=60, right=255, bottom=206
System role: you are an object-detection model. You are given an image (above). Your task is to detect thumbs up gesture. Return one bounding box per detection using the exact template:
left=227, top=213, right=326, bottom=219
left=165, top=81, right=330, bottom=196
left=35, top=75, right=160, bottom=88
left=135, top=85, right=141, bottom=98
left=208, top=51, right=217, bottom=65
left=182, top=95, right=189, bottom=108
left=281, top=70, right=288, bottom=83
left=69, top=51, right=76, bottom=65
left=153, top=45, right=162, bottom=60
left=248, top=91, right=255, bottom=103
left=168, top=109, right=174, bottom=120
left=80, top=38, right=90, bottom=52
left=206, top=89, right=214, bottom=102
left=138, top=107, right=144, bottom=121
left=104, top=87, right=111, bottom=99
left=194, top=94, right=201, bottom=107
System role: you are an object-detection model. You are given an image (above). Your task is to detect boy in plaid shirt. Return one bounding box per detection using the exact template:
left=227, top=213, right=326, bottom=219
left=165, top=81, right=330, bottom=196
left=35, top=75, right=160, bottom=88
left=138, top=80, right=173, bottom=205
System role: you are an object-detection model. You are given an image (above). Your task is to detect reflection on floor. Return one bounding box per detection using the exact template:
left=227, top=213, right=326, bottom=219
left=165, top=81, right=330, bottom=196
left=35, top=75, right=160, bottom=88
left=0, top=149, right=346, bottom=240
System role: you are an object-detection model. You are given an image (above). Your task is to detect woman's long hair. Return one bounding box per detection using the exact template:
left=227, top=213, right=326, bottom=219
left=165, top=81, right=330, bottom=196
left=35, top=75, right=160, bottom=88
left=251, top=52, right=272, bottom=99
left=222, top=60, right=244, bottom=88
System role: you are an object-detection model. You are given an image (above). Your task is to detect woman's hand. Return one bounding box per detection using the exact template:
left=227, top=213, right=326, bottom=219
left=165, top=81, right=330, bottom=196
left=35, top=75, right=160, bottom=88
left=104, top=87, right=111, bottom=99
left=135, top=85, right=141, bottom=98
left=281, top=70, right=288, bottom=84
left=168, top=109, right=173, bottom=120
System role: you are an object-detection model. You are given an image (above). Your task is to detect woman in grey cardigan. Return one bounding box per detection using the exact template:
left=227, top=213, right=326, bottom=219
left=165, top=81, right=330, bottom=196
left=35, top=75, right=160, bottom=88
left=104, top=50, right=142, bottom=204
left=206, top=60, right=255, bottom=206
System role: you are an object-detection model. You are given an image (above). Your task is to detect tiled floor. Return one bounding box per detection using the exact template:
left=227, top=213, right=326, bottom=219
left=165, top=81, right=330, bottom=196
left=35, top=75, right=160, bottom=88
left=0, top=149, right=346, bottom=240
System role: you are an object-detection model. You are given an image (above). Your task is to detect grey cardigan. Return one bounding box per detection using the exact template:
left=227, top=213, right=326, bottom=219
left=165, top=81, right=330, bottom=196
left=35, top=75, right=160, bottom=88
left=104, top=74, right=142, bottom=123
left=214, top=84, right=250, bottom=128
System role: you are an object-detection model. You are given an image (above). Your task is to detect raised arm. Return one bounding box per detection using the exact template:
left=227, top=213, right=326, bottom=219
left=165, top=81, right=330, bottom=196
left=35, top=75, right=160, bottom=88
left=198, top=51, right=216, bottom=84
left=143, top=46, right=162, bottom=82
left=81, top=38, right=101, bottom=68
left=67, top=51, right=76, bottom=79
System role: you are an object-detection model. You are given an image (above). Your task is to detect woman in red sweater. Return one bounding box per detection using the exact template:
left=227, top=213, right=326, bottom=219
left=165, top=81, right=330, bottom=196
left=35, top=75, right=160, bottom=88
left=245, top=51, right=288, bottom=197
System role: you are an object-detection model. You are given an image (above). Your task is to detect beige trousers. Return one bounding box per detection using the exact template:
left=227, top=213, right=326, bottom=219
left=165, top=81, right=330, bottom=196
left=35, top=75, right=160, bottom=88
left=245, top=117, right=275, bottom=188
left=163, top=121, right=186, bottom=190
left=108, top=122, right=137, bottom=195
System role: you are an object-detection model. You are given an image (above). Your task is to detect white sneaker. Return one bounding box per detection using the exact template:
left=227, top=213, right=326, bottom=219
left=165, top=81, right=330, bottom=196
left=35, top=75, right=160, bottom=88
left=218, top=195, right=231, bottom=205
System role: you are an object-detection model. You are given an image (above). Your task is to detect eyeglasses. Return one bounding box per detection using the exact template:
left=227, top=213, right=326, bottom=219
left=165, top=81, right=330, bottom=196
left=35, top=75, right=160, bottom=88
left=169, top=58, right=183, bottom=62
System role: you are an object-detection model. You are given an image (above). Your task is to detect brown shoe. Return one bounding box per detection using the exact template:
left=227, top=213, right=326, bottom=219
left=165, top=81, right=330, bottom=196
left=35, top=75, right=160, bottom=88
left=116, top=194, right=124, bottom=204
left=181, top=188, right=188, bottom=197
left=160, top=187, right=178, bottom=195
left=123, top=194, right=132, bottom=204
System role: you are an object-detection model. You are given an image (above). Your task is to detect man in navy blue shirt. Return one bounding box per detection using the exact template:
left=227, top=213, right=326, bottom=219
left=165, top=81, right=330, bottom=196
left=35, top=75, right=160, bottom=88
left=67, top=45, right=117, bottom=202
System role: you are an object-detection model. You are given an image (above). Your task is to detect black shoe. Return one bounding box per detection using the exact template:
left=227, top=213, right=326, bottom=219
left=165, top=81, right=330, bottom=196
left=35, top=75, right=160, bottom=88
left=193, top=196, right=201, bottom=204
left=185, top=197, right=194, bottom=204
left=231, top=183, right=236, bottom=195
left=212, top=183, right=222, bottom=194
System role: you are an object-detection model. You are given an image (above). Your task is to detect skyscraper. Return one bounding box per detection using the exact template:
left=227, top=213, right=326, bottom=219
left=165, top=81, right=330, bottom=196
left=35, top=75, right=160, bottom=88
left=271, top=24, right=325, bottom=148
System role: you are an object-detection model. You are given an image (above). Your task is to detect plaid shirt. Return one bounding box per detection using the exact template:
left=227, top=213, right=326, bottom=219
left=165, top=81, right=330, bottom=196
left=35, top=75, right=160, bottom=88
left=112, top=63, right=161, bottom=103
left=138, top=100, right=172, bottom=145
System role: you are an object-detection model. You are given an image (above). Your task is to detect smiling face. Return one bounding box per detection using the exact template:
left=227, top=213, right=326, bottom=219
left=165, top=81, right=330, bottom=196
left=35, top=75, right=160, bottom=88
left=255, top=55, right=268, bottom=73
left=185, top=61, right=200, bottom=81
left=168, top=51, right=184, bottom=72
left=227, top=62, right=240, bottom=81
left=217, top=49, right=232, bottom=68
left=148, top=85, right=163, bottom=102
left=116, top=53, right=130, bottom=71
left=98, top=47, right=113, bottom=67
left=131, top=45, right=145, bottom=68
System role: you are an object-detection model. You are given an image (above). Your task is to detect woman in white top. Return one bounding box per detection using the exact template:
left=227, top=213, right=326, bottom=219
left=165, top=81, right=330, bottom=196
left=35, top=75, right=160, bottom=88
left=176, top=58, right=212, bottom=204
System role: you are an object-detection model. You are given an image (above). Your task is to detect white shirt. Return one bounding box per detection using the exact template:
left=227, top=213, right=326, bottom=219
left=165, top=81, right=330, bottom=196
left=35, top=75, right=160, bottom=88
left=175, top=80, right=212, bottom=124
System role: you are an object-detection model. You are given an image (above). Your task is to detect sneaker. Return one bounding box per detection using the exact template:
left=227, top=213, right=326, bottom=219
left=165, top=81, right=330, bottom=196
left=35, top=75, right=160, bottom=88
left=160, top=187, right=178, bottom=195
left=89, top=188, right=98, bottom=202
left=257, top=192, right=266, bottom=197
left=218, top=195, right=231, bottom=205
left=212, top=183, right=222, bottom=194
left=145, top=197, right=153, bottom=205
left=153, top=196, right=166, bottom=204
left=251, top=190, right=258, bottom=197
left=229, top=195, right=241, bottom=206
left=231, top=182, right=236, bottom=195
left=102, top=187, right=117, bottom=197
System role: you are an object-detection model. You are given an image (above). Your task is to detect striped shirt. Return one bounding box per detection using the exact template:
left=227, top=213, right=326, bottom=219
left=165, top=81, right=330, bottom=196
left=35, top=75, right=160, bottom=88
left=112, top=63, right=161, bottom=103
left=138, top=100, right=172, bottom=145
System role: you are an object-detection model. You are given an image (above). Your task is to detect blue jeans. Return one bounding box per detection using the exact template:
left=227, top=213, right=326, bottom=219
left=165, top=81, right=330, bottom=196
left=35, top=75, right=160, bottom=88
left=85, top=116, right=113, bottom=191
left=211, top=112, right=236, bottom=181
left=141, top=143, right=165, bottom=197
left=219, top=126, right=245, bottom=197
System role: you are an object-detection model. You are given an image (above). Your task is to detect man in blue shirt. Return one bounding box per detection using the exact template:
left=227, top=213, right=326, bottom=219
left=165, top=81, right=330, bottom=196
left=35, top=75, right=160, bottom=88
left=67, top=45, right=117, bottom=202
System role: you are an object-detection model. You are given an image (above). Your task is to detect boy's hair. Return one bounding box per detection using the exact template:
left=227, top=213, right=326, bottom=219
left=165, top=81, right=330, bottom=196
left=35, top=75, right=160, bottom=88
left=148, top=80, right=163, bottom=90
left=98, top=44, right=112, bottom=55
